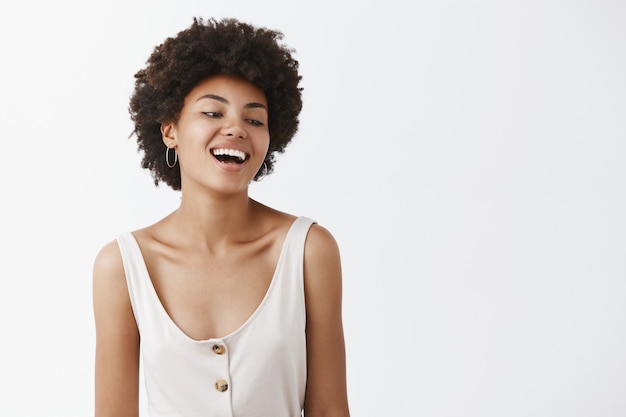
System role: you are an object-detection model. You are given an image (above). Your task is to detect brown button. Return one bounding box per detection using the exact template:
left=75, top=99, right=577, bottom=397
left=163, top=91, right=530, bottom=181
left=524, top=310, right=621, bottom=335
left=215, top=379, right=229, bottom=392
left=212, top=344, right=226, bottom=355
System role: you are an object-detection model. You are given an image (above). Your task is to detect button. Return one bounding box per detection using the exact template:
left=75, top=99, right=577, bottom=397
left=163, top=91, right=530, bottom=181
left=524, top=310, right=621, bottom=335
left=215, top=379, right=229, bottom=392
left=212, top=344, right=226, bottom=355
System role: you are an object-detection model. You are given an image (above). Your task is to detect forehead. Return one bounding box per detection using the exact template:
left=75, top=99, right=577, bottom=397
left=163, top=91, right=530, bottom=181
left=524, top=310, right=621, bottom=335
left=186, top=74, right=267, bottom=106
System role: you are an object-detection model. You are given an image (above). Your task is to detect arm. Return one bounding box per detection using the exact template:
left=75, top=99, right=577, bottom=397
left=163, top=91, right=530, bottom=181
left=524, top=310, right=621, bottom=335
left=93, top=241, right=140, bottom=417
left=303, top=225, right=351, bottom=417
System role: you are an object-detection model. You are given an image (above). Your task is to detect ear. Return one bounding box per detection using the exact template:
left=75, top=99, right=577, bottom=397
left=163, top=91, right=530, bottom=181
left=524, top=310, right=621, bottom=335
left=161, top=122, right=177, bottom=148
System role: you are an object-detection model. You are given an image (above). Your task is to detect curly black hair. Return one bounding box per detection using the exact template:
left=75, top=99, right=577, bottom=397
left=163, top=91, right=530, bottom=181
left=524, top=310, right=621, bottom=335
left=129, top=17, right=303, bottom=190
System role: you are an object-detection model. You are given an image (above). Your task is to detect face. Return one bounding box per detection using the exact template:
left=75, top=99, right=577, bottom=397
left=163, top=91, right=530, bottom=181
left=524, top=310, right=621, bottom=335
left=162, top=74, right=270, bottom=195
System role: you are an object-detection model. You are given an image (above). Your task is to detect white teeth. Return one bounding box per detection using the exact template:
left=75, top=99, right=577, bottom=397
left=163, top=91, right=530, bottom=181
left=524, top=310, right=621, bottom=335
left=212, top=148, right=247, bottom=161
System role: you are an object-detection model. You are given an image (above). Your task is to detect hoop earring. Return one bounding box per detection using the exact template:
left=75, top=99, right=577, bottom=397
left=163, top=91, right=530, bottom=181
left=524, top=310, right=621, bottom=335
left=166, top=146, right=177, bottom=168
left=255, top=162, right=268, bottom=182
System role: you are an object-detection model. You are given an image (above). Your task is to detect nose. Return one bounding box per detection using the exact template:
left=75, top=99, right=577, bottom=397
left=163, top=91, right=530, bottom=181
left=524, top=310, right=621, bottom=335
left=221, top=118, right=247, bottom=139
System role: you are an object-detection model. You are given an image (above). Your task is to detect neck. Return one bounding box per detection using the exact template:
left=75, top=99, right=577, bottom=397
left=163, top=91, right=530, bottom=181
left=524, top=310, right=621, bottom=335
left=169, top=187, right=259, bottom=250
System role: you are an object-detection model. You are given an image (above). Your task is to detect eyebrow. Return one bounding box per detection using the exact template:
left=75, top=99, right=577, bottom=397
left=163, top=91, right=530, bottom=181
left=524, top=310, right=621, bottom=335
left=196, top=94, right=267, bottom=110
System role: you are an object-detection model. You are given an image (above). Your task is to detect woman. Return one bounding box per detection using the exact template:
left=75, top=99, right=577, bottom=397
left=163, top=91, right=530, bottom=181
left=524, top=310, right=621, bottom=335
left=92, top=17, right=350, bottom=417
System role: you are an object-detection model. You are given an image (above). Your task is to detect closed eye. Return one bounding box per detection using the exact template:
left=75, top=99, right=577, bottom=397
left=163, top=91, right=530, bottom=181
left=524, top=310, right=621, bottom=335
left=247, top=119, right=265, bottom=127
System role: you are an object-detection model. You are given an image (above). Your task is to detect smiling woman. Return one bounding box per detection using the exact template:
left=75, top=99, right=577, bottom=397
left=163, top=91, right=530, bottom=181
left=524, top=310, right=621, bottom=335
left=92, top=17, right=350, bottom=417
left=127, top=17, right=302, bottom=190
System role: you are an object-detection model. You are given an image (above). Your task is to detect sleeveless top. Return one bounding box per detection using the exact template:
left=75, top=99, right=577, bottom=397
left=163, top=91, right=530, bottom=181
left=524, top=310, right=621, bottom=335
left=116, top=216, right=315, bottom=417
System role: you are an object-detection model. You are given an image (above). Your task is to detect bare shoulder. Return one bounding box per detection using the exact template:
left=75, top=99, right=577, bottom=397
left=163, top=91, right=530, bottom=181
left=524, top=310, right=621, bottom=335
left=93, top=240, right=125, bottom=284
left=92, top=239, right=129, bottom=307
left=303, top=222, right=342, bottom=300
left=304, top=223, right=341, bottom=267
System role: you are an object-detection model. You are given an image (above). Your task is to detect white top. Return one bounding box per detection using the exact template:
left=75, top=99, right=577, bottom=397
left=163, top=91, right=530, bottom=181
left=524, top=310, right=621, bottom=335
left=116, top=216, right=315, bottom=417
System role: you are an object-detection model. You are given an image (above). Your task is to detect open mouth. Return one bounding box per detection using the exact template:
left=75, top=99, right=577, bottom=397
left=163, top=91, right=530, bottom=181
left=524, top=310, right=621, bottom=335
left=211, top=148, right=248, bottom=164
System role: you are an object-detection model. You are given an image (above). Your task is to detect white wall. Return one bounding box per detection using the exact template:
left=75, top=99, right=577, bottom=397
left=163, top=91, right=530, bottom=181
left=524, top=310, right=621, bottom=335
left=0, top=0, right=624, bottom=416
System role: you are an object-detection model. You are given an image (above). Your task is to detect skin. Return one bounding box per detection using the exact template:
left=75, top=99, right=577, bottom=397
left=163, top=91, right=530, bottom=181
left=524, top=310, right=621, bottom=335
left=93, top=74, right=350, bottom=417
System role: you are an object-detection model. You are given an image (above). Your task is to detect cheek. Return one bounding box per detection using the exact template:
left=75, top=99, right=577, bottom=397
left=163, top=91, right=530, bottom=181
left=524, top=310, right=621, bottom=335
left=258, top=133, right=271, bottom=154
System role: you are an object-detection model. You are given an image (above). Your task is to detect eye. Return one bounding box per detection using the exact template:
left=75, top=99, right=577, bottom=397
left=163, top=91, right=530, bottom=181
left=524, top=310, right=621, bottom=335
left=246, top=119, right=265, bottom=127
left=203, top=111, right=222, bottom=118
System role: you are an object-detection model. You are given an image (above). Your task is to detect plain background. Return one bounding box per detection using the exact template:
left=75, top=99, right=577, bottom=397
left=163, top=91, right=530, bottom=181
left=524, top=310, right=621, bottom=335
left=1, top=0, right=625, bottom=416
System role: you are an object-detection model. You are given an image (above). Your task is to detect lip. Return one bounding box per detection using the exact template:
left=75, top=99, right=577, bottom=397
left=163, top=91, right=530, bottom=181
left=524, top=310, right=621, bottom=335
left=209, top=142, right=251, bottom=172
left=214, top=158, right=249, bottom=172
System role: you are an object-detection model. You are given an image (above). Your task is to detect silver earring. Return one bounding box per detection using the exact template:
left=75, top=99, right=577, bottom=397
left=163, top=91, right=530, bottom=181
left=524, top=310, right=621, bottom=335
left=255, top=162, right=268, bottom=181
left=166, top=146, right=177, bottom=168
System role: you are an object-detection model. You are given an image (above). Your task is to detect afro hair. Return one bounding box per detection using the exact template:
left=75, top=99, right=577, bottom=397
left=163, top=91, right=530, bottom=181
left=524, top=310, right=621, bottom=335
left=129, top=17, right=303, bottom=189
